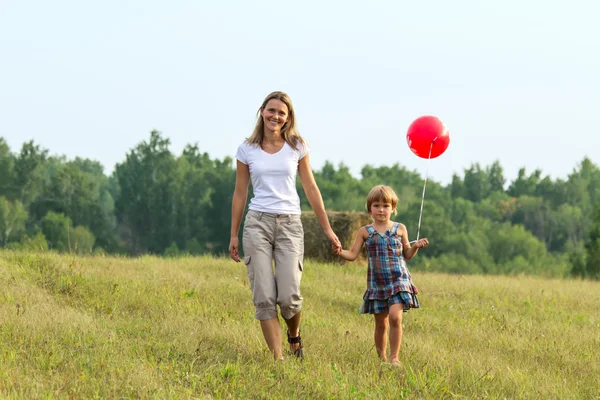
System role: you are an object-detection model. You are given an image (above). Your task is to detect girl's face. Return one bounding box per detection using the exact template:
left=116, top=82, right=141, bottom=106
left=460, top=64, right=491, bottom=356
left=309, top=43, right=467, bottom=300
left=261, top=99, right=289, bottom=133
left=369, top=200, right=395, bottom=222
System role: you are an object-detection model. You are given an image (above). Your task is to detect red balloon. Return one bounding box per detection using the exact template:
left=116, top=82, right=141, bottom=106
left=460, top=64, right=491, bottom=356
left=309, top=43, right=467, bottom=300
left=406, top=115, right=450, bottom=159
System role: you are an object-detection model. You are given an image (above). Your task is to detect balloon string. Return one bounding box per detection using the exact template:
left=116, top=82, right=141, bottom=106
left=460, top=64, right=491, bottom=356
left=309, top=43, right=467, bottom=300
left=410, top=138, right=436, bottom=244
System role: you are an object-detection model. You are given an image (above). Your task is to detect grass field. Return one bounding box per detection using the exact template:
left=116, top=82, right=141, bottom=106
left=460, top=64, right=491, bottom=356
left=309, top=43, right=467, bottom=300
left=0, top=250, right=598, bottom=399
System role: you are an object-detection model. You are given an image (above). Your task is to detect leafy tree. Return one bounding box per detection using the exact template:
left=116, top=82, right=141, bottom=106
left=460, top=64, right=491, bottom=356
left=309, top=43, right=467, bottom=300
left=170, top=146, right=215, bottom=252
left=444, top=230, right=494, bottom=272
left=13, top=141, right=49, bottom=206
left=583, top=205, right=600, bottom=279
left=549, top=204, right=584, bottom=252
left=450, top=173, right=465, bottom=199
left=509, top=196, right=552, bottom=247
left=535, top=176, right=568, bottom=208
left=312, top=162, right=366, bottom=211
left=403, top=200, right=457, bottom=259
left=487, top=160, right=506, bottom=194
left=173, top=144, right=235, bottom=254
left=476, top=191, right=511, bottom=222
left=113, top=130, right=178, bottom=254
left=508, top=168, right=541, bottom=197
left=72, top=225, right=96, bottom=254
left=448, top=197, right=476, bottom=227
left=0, top=139, right=15, bottom=198
left=486, top=222, right=547, bottom=268
left=463, top=163, right=490, bottom=202
left=22, top=231, right=49, bottom=251
left=568, top=240, right=587, bottom=278
left=0, top=196, right=28, bottom=246
left=41, top=211, right=74, bottom=252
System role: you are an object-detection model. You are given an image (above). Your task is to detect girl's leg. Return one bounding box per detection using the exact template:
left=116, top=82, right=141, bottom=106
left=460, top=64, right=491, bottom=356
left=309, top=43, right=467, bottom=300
left=374, top=312, right=389, bottom=362
left=388, top=303, right=404, bottom=364
left=260, top=317, right=284, bottom=360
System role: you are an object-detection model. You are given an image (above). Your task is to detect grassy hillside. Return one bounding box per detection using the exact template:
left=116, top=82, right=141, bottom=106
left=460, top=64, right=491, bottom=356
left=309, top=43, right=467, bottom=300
left=0, top=251, right=598, bottom=399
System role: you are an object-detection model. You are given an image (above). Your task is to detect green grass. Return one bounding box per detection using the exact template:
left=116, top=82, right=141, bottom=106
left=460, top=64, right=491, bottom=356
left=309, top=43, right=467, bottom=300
left=0, top=250, right=599, bottom=399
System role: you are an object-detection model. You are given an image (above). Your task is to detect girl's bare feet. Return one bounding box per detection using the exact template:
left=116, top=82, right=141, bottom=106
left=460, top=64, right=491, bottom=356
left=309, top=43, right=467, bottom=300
left=390, top=359, right=401, bottom=366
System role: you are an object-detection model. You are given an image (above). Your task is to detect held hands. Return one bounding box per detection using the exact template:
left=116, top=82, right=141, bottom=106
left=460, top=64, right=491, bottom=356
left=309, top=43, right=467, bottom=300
left=332, top=242, right=342, bottom=255
left=229, top=237, right=241, bottom=262
left=326, top=230, right=342, bottom=254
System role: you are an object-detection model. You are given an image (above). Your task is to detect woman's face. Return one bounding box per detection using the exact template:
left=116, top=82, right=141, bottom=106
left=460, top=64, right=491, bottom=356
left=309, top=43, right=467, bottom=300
left=261, top=99, right=289, bottom=133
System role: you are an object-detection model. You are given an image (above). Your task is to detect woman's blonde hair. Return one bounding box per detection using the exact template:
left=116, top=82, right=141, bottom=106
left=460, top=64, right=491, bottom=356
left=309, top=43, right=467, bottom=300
left=366, top=185, right=398, bottom=215
left=246, top=91, right=305, bottom=151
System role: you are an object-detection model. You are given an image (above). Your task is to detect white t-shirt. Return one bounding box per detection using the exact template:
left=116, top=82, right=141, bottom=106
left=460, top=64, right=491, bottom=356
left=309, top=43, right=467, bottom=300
left=235, top=141, right=309, bottom=214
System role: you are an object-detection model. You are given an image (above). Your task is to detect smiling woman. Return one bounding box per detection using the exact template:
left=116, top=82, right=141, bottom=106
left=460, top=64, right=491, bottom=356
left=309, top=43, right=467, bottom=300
left=228, top=91, right=342, bottom=361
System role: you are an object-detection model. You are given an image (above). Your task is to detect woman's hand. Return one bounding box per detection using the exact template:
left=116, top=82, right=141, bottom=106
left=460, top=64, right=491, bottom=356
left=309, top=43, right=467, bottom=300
left=326, top=229, right=342, bottom=253
left=229, top=237, right=241, bottom=262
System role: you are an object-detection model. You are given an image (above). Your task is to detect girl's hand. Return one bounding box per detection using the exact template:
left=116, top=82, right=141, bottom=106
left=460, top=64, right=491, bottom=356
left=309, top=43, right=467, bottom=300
left=414, top=238, right=429, bottom=249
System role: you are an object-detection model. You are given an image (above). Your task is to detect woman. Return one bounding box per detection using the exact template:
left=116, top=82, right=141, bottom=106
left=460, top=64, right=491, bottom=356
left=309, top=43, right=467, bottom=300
left=229, top=91, right=341, bottom=360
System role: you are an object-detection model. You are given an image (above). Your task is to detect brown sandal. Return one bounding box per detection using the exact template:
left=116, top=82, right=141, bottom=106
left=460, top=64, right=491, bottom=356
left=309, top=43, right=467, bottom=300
left=287, top=330, right=304, bottom=359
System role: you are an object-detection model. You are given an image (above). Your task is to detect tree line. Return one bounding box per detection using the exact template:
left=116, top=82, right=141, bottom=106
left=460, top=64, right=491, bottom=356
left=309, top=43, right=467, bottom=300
left=1, top=131, right=599, bottom=279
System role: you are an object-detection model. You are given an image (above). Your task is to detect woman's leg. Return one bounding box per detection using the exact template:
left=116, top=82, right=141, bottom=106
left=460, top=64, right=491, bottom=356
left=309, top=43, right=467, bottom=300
left=374, top=312, right=389, bottom=362
left=284, top=311, right=301, bottom=337
left=388, top=303, right=404, bottom=364
left=273, top=215, right=304, bottom=354
left=283, top=311, right=302, bottom=353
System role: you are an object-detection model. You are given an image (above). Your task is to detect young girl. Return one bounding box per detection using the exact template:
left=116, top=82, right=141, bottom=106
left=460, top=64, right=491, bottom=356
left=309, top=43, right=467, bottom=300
left=335, top=185, right=429, bottom=365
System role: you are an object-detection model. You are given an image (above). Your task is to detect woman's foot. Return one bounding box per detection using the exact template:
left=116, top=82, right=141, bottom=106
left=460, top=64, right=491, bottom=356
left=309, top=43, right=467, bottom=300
left=390, top=359, right=401, bottom=366
left=287, top=330, right=304, bottom=358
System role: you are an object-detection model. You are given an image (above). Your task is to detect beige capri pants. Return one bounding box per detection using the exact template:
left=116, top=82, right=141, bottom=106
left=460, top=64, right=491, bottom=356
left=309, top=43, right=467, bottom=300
left=242, top=210, right=304, bottom=320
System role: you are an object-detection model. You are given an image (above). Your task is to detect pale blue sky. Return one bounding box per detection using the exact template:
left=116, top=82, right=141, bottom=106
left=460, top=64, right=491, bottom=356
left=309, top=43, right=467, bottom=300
left=2, top=1, right=599, bottom=185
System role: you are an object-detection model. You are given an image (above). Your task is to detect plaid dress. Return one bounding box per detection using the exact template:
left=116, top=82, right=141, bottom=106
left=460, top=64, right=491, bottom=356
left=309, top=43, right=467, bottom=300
left=360, top=223, right=420, bottom=314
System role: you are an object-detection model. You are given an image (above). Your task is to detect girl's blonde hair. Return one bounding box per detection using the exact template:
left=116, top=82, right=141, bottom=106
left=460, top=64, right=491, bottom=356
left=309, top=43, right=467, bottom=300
left=366, top=185, right=398, bottom=215
left=246, top=91, right=305, bottom=151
